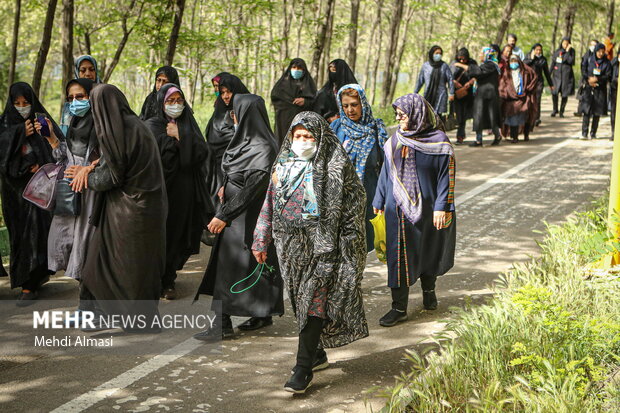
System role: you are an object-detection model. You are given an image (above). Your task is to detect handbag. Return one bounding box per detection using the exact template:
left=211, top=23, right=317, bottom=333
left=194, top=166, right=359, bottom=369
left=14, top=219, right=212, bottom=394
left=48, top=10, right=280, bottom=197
left=22, top=163, right=63, bottom=211
left=454, top=69, right=471, bottom=99
left=53, top=145, right=92, bottom=216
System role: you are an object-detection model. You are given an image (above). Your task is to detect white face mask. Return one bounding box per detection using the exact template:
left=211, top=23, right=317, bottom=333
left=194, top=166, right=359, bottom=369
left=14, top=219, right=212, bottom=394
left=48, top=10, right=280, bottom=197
left=291, top=140, right=317, bottom=160
left=590, top=45, right=596, bottom=53
left=15, top=105, right=31, bottom=119
left=164, top=104, right=184, bottom=119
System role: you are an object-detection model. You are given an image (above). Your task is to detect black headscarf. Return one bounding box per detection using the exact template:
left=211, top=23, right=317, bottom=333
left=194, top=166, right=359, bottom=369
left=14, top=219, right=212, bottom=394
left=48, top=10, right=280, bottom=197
left=560, top=36, right=571, bottom=51
left=64, top=78, right=97, bottom=158
left=150, top=83, right=206, bottom=169
left=139, top=66, right=181, bottom=121
left=206, top=74, right=250, bottom=155
left=221, top=94, right=278, bottom=175
left=314, top=59, right=358, bottom=120
left=425, top=45, right=444, bottom=108
left=0, top=82, right=59, bottom=177
left=455, top=47, right=470, bottom=62
left=271, top=58, right=317, bottom=105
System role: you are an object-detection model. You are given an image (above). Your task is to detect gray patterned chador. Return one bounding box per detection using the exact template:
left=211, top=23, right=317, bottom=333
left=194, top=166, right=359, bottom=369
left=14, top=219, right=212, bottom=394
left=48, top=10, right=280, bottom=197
left=253, top=111, right=368, bottom=393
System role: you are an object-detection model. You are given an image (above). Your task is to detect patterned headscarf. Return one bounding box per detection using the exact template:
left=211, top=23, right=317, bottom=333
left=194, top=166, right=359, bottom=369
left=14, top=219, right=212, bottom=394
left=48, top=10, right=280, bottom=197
left=386, top=94, right=455, bottom=224
left=482, top=46, right=498, bottom=63
left=335, top=84, right=388, bottom=180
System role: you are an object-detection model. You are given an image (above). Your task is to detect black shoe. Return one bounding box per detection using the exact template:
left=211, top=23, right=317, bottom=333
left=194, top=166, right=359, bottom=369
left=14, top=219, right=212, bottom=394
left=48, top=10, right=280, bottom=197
left=237, top=316, right=273, bottom=331
left=511, top=138, right=518, bottom=144
left=284, top=368, right=313, bottom=394
left=560, top=113, right=565, bottom=118
left=194, top=315, right=234, bottom=341
left=551, top=112, right=558, bottom=117
left=524, top=135, right=530, bottom=141
left=16, top=290, right=38, bottom=307
left=491, top=137, right=501, bottom=146
left=161, top=287, right=177, bottom=300
left=293, top=348, right=329, bottom=374
left=379, top=309, right=408, bottom=327
left=590, top=134, right=597, bottom=140
left=469, top=141, right=483, bottom=147
left=423, top=290, right=438, bottom=310
left=535, top=119, right=541, bottom=127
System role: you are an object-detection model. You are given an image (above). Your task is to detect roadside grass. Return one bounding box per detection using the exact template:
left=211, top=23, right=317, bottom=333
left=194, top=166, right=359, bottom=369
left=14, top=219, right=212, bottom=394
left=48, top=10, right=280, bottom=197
left=372, top=196, right=620, bottom=412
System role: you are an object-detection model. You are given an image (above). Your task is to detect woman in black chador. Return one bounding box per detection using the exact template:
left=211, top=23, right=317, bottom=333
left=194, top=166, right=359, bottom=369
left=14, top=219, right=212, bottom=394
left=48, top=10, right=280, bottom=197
left=139, top=66, right=180, bottom=121
left=579, top=43, right=612, bottom=139
left=194, top=94, right=284, bottom=340
left=450, top=48, right=477, bottom=144
left=523, top=43, right=554, bottom=127
left=271, top=58, right=317, bottom=143
left=550, top=37, right=575, bottom=117
left=145, top=83, right=209, bottom=299
left=0, top=82, right=59, bottom=305
left=313, top=59, right=358, bottom=122
left=75, top=84, right=167, bottom=331
left=205, top=74, right=250, bottom=206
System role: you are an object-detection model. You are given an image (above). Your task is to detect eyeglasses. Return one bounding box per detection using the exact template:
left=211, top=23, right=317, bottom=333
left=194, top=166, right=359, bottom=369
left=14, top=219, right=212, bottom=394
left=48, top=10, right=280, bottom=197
left=165, top=98, right=185, bottom=105
left=395, top=112, right=408, bottom=120
left=66, top=94, right=88, bottom=102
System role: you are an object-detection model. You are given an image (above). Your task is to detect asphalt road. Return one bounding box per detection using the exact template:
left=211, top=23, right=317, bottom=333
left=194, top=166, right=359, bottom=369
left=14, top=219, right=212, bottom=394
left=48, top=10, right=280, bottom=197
left=0, top=97, right=614, bottom=413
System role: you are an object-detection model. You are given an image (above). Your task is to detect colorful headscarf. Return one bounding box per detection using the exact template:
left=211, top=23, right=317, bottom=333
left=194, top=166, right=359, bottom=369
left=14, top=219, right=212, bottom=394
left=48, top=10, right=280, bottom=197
left=386, top=94, right=455, bottom=224
left=335, top=83, right=388, bottom=180
left=482, top=46, right=498, bottom=64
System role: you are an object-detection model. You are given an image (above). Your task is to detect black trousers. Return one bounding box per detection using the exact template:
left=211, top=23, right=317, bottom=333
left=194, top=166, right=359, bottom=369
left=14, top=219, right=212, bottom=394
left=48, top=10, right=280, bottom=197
left=390, top=275, right=437, bottom=312
left=552, top=94, right=568, bottom=114
left=296, top=316, right=324, bottom=371
left=611, top=88, right=617, bottom=136
left=582, top=115, right=600, bottom=137
left=535, top=83, right=543, bottom=121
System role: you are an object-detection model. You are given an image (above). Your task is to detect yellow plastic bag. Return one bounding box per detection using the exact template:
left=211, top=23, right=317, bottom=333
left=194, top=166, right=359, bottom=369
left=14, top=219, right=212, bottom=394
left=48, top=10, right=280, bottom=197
left=370, top=212, right=387, bottom=263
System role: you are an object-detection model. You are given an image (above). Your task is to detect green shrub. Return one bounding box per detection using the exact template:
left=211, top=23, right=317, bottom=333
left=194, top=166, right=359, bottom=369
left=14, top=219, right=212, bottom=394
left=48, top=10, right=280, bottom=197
left=374, top=197, right=620, bottom=412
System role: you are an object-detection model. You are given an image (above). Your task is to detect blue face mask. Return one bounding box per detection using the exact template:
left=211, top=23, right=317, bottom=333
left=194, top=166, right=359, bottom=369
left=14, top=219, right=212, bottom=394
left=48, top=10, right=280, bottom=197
left=510, top=62, right=519, bottom=70
left=69, top=99, right=90, bottom=117
left=215, top=91, right=220, bottom=97
left=291, top=69, right=303, bottom=80
left=433, top=54, right=442, bottom=62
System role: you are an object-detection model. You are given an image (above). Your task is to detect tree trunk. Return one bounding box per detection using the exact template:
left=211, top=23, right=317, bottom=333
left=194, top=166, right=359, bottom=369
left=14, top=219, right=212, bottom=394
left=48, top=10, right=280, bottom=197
left=165, top=0, right=186, bottom=66
left=318, top=2, right=336, bottom=86
left=61, top=0, right=74, bottom=92
left=32, top=0, right=58, bottom=96
left=608, top=0, right=615, bottom=35
left=381, top=0, right=405, bottom=107
left=364, top=0, right=384, bottom=91
left=347, top=0, right=361, bottom=72
left=494, top=0, right=519, bottom=45
left=389, top=6, right=415, bottom=103
left=551, top=1, right=561, bottom=50
left=8, top=0, right=21, bottom=89
left=311, top=0, right=336, bottom=82
left=564, top=3, right=577, bottom=39
left=281, top=0, right=293, bottom=62
left=102, top=0, right=142, bottom=82
left=370, top=19, right=385, bottom=105
left=451, top=0, right=464, bottom=57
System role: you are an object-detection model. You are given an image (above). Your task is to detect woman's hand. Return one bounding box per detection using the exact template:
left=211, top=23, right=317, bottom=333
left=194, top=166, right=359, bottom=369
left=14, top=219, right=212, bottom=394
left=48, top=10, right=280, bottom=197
left=373, top=207, right=383, bottom=215
left=25, top=120, right=34, bottom=137
left=29, top=164, right=40, bottom=173
left=207, top=217, right=227, bottom=234
left=292, top=97, right=305, bottom=106
left=34, top=118, right=59, bottom=148
left=433, top=211, right=452, bottom=230
left=217, top=186, right=225, bottom=203
left=167, top=123, right=179, bottom=140
left=252, top=250, right=267, bottom=264
left=66, top=165, right=94, bottom=192
left=327, top=115, right=339, bottom=123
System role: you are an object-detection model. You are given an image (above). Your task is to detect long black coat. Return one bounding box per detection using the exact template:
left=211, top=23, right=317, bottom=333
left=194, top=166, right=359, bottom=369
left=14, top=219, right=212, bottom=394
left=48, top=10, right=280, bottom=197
left=580, top=56, right=612, bottom=116
left=524, top=55, right=553, bottom=87
left=450, top=60, right=477, bottom=121
left=550, top=48, right=576, bottom=96
left=469, top=61, right=501, bottom=131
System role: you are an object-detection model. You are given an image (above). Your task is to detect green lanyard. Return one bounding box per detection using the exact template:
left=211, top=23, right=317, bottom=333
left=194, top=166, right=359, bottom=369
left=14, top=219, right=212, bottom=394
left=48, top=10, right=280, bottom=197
left=230, top=263, right=275, bottom=294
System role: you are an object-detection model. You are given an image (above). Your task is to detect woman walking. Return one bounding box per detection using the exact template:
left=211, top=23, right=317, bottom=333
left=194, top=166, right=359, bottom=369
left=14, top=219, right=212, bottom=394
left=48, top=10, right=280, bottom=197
left=194, top=94, right=284, bottom=339
left=0, top=82, right=58, bottom=305
left=469, top=47, right=502, bottom=146
left=271, top=58, right=317, bottom=143
left=415, top=46, right=455, bottom=120
left=499, top=54, right=538, bottom=143
left=550, top=37, right=576, bottom=117
left=313, top=59, right=357, bottom=122
left=145, top=83, right=209, bottom=299
left=252, top=111, right=368, bottom=393
left=523, top=44, right=554, bottom=127
left=580, top=43, right=612, bottom=139
left=373, top=94, right=456, bottom=326
left=450, top=48, right=477, bottom=144
left=331, top=84, right=387, bottom=252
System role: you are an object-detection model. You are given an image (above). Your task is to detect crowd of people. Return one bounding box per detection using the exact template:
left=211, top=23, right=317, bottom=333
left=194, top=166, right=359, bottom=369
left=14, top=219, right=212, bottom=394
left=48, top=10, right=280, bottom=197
left=0, top=31, right=615, bottom=393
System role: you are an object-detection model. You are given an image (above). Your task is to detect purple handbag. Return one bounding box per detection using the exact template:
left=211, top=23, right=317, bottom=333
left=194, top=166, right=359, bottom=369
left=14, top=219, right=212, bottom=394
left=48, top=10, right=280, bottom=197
left=22, top=163, right=63, bottom=211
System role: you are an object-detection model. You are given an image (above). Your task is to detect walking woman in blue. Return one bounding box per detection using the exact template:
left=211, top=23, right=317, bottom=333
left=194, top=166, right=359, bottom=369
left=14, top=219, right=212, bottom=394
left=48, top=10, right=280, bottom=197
left=331, top=84, right=387, bottom=252
left=373, top=93, right=456, bottom=327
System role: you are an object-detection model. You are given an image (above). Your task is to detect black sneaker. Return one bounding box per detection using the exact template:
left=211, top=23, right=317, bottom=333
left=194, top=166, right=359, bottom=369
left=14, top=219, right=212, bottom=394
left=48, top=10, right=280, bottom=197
left=379, top=309, right=408, bottom=327
left=551, top=112, right=558, bottom=117
left=292, top=349, right=329, bottom=374
left=161, top=287, right=177, bottom=300
left=491, top=137, right=501, bottom=146
left=193, top=315, right=234, bottom=341
left=237, top=316, right=273, bottom=331
left=284, top=368, right=313, bottom=394
left=469, top=141, right=483, bottom=147
left=423, top=290, right=438, bottom=310
left=16, top=290, right=38, bottom=307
